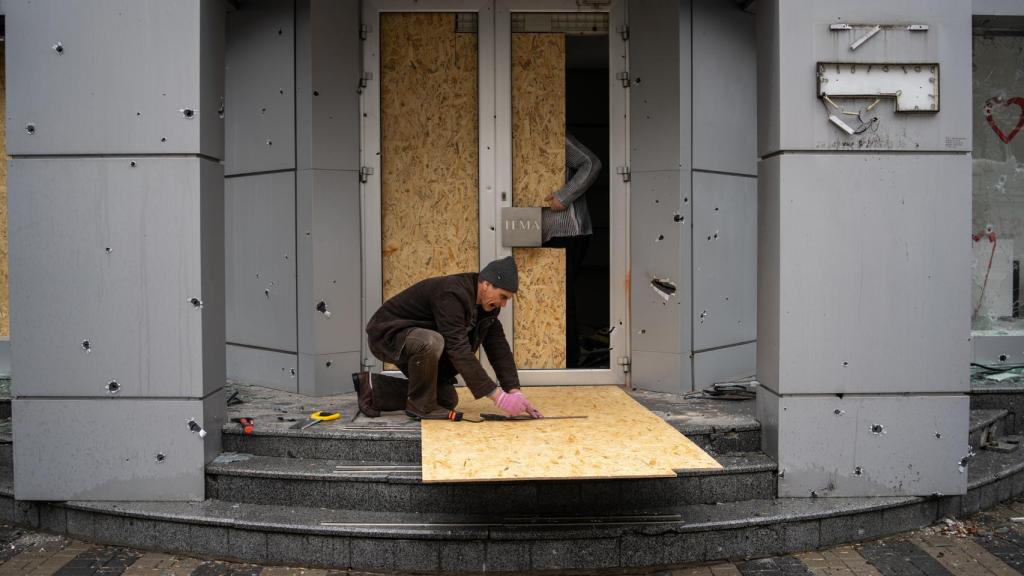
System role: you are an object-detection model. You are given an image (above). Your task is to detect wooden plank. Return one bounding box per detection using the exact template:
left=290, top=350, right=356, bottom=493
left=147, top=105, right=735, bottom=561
left=511, top=33, right=566, bottom=369
left=421, top=386, right=722, bottom=483
left=380, top=13, right=479, bottom=302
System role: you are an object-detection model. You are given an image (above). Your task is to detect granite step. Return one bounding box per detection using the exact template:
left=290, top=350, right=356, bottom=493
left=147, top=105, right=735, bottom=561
left=8, top=445, right=1024, bottom=573
left=970, top=408, right=1012, bottom=449
left=205, top=452, right=777, bottom=513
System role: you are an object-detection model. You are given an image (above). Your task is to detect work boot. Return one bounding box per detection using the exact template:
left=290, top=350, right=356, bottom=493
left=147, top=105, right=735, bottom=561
left=351, top=372, right=381, bottom=417
left=404, top=405, right=464, bottom=421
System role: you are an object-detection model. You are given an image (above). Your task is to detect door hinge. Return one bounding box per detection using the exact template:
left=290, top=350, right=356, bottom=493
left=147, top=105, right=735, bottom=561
left=617, top=356, right=631, bottom=373
left=616, top=165, right=630, bottom=182
left=360, top=166, right=374, bottom=183
left=360, top=24, right=371, bottom=40
left=358, top=72, right=373, bottom=94
left=616, top=71, right=631, bottom=88
left=616, top=24, right=629, bottom=41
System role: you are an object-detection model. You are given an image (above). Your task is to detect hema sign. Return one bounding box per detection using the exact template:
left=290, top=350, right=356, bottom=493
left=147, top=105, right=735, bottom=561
left=501, top=207, right=542, bottom=247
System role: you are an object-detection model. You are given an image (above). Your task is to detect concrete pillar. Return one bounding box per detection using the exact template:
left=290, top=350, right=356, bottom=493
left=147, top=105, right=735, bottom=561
left=755, top=0, right=972, bottom=497
left=7, top=0, right=225, bottom=500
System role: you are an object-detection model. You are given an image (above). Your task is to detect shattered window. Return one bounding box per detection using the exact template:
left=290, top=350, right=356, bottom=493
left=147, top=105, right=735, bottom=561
left=971, top=32, right=1024, bottom=336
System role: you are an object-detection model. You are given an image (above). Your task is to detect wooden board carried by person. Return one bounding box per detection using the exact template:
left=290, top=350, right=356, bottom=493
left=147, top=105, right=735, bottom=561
left=421, top=386, right=721, bottom=483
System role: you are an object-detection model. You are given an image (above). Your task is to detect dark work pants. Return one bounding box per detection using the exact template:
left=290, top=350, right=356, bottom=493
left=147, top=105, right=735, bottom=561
left=543, top=235, right=590, bottom=368
left=370, top=328, right=459, bottom=414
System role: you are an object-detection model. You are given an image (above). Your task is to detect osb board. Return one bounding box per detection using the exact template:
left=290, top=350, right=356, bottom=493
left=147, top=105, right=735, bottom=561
left=0, top=42, right=8, bottom=337
left=512, top=33, right=565, bottom=369
left=380, top=13, right=478, bottom=302
left=421, top=386, right=722, bottom=483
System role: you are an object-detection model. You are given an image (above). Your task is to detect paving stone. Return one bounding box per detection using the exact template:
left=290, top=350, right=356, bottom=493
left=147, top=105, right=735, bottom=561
left=191, top=560, right=263, bottom=575
left=51, top=544, right=142, bottom=576
left=974, top=527, right=1024, bottom=573
left=858, top=539, right=955, bottom=576
left=737, top=555, right=814, bottom=575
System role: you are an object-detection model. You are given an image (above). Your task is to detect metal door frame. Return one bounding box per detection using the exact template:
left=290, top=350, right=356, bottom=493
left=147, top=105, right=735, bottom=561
left=495, top=0, right=629, bottom=385
left=360, top=0, right=630, bottom=386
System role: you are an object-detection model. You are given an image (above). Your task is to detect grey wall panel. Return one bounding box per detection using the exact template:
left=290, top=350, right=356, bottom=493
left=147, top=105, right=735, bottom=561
left=225, top=0, right=296, bottom=175
left=631, top=351, right=687, bottom=394
left=773, top=394, right=969, bottom=497
left=973, top=0, right=1024, bottom=17
left=200, top=0, right=226, bottom=161
left=297, top=170, right=362, bottom=357
left=298, top=351, right=360, bottom=397
left=200, top=160, right=227, bottom=397
left=755, top=386, right=780, bottom=465
left=226, top=344, right=297, bottom=393
left=692, top=172, right=757, bottom=350
left=772, top=154, right=970, bottom=395
left=692, top=0, right=757, bottom=176
left=10, top=158, right=213, bottom=398
left=756, top=158, right=781, bottom=395
left=628, top=0, right=685, bottom=172
left=972, top=334, right=1024, bottom=366
left=225, top=172, right=298, bottom=352
left=630, top=170, right=685, bottom=355
left=296, top=0, right=360, bottom=171
left=758, top=0, right=972, bottom=156
left=6, top=0, right=215, bottom=156
left=693, top=342, right=756, bottom=391
left=14, top=394, right=225, bottom=501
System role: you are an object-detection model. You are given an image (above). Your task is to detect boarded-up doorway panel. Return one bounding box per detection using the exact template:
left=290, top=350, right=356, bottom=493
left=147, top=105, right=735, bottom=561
left=512, top=33, right=566, bottom=369
left=380, top=13, right=479, bottom=301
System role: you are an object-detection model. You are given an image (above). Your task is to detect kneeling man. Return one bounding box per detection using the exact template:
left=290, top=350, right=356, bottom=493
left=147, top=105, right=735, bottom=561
left=353, top=256, right=542, bottom=420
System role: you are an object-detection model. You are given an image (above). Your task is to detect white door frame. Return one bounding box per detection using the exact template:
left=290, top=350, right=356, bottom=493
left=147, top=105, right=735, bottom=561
left=361, top=0, right=630, bottom=386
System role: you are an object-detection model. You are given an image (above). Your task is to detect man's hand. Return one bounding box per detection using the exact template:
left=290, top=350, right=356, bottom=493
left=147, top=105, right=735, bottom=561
left=544, top=194, right=567, bottom=212
left=491, top=389, right=543, bottom=418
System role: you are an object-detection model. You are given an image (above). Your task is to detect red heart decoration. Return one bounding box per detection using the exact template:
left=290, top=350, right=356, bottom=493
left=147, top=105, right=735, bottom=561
left=985, top=96, right=1024, bottom=144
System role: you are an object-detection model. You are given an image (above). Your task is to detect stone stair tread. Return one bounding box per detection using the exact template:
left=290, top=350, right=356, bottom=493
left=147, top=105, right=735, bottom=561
left=206, top=451, right=777, bottom=482
left=970, top=408, right=1010, bottom=432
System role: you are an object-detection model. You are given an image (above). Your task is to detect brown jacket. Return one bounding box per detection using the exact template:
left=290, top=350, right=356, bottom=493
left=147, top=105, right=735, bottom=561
left=366, top=273, right=520, bottom=399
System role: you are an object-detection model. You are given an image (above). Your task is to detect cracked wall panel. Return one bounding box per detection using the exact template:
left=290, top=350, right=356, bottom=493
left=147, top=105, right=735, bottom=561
left=226, top=344, right=297, bottom=394
left=225, top=172, right=297, bottom=353
left=6, top=0, right=221, bottom=157
left=775, top=154, right=970, bottom=395
left=630, top=170, right=684, bottom=357
left=296, top=169, right=361, bottom=359
left=692, top=0, right=756, bottom=176
left=9, top=158, right=216, bottom=398
left=14, top=394, right=224, bottom=501
left=296, top=0, right=360, bottom=171
left=692, top=171, right=757, bottom=351
left=758, top=0, right=971, bottom=155
left=773, top=394, right=969, bottom=497
left=225, top=0, right=296, bottom=175
left=298, top=351, right=361, bottom=396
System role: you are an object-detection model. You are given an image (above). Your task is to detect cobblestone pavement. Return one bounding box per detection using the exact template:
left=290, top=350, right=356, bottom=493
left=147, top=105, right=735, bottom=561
left=8, top=500, right=1024, bottom=575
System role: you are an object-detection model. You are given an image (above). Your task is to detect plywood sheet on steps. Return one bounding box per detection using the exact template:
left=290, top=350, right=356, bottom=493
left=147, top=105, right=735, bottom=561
left=511, top=33, right=565, bottom=369
left=380, top=13, right=479, bottom=302
left=421, top=386, right=722, bottom=483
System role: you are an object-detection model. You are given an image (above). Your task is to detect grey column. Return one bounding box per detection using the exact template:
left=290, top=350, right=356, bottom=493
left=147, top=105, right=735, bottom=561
left=756, top=0, right=972, bottom=497
left=295, top=0, right=363, bottom=396
left=7, top=0, right=225, bottom=500
left=629, top=0, right=691, bottom=393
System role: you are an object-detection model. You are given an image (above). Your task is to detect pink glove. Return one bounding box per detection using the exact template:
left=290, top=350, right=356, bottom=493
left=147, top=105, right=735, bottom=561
left=492, top=389, right=543, bottom=418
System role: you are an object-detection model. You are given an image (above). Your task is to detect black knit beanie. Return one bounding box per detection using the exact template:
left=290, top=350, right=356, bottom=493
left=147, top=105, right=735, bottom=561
left=479, top=256, right=519, bottom=293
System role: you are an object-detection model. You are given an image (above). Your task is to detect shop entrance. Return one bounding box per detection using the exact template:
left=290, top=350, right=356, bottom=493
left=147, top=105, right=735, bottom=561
left=361, top=0, right=628, bottom=385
